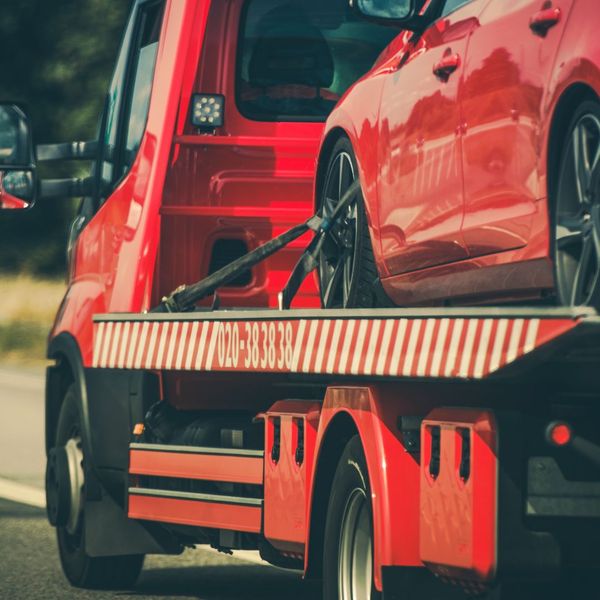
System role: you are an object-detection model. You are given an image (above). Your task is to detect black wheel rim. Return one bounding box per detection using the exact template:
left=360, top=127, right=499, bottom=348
left=555, top=113, right=600, bottom=306
left=319, top=151, right=359, bottom=308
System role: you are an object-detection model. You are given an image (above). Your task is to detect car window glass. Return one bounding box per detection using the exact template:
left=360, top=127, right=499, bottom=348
left=237, top=0, right=399, bottom=122
left=441, top=0, right=473, bottom=17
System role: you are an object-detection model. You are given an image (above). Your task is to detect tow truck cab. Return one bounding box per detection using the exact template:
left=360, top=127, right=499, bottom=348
left=41, top=0, right=399, bottom=366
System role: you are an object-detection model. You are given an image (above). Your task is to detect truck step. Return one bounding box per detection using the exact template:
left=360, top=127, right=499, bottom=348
left=128, top=443, right=263, bottom=532
left=129, top=443, right=264, bottom=485
left=128, top=487, right=262, bottom=533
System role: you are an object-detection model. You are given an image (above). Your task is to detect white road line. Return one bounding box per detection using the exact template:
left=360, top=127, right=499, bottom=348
left=0, top=477, right=45, bottom=509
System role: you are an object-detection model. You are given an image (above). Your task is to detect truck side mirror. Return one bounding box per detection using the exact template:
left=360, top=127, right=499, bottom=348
left=0, top=103, right=37, bottom=210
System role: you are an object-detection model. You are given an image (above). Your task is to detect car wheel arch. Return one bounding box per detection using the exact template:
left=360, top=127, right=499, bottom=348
left=315, top=128, right=352, bottom=212
left=546, top=83, right=599, bottom=204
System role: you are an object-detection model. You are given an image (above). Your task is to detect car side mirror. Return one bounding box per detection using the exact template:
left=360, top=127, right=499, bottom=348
left=351, top=0, right=418, bottom=23
left=0, top=103, right=37, bottom=210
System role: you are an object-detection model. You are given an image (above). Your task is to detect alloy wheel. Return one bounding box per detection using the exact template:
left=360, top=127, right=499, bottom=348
left=555, top=112, right=600, bottom=306
left=319, top=151, right=360, bottom=308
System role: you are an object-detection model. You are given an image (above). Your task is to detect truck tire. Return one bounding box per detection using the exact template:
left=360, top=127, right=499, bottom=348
left=323, top=435, right=380, bottom=600
left=51, top=384, right=144, bottom=589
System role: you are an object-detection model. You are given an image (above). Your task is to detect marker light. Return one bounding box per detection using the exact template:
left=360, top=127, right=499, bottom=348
left=191, top=93, right=225, bottom=128
left=546, top=421, right=572, bottom=447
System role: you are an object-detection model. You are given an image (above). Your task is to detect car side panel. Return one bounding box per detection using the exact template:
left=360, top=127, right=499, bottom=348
left=375, top=5, right=489, bottom=276
left=461, top=0, right=575, bottom=258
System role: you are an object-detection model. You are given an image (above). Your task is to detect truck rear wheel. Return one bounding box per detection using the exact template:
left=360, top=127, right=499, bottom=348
left=323, top=435, right=380, bottom=600
left=49, top=384, right=144, bottom=589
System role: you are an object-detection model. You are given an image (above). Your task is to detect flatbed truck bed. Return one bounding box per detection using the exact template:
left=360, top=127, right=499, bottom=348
left=73, top=306, right=600, bottom=598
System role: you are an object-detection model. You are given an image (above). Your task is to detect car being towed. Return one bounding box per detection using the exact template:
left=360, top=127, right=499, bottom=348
left=314, top=0, right=600, bottom=310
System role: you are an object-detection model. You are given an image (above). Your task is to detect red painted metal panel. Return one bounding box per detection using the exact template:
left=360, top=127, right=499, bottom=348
left=128, top=494, right=262, bottom=533
left=307, top=385, right=430, bottom=592
left=129, top=450, right=263, bottom=485
left=262, top=401, right=321, bottom=554
left=420, top=408, right=498, bottom=586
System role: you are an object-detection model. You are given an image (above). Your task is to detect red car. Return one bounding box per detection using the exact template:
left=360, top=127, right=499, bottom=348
left=315, top=0, right=600, bottom=310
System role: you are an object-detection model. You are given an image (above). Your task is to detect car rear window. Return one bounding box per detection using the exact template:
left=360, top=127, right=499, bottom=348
left=237, top=0, right=399, bottom=122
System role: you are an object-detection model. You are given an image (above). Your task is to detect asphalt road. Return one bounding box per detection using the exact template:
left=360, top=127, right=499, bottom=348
left=0, top=365, right=319, bottom=600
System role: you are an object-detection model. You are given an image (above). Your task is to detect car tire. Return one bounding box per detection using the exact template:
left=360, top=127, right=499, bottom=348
left=552, top=100, right=600, bottom=308
left=318, top=138, right=381, bottom=308
left=53, top=384, right=144, bottom=589
left=323, top=435, right=380, bottom=600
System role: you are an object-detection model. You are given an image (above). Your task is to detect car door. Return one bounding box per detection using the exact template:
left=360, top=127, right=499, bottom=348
left=376, top=0, right=489, bottom=276
left=460, top=0, right=574, bottom=257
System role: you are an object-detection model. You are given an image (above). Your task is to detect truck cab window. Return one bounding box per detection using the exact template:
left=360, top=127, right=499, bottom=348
left=237, top=0, right=398, bottom=122
left=123, top=2, right=163, bottom=170
left=98, top=1, right=163, bottom=200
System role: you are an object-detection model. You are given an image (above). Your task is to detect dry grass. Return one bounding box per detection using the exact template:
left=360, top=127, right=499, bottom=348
left=0, top=275, right=66, bottom=365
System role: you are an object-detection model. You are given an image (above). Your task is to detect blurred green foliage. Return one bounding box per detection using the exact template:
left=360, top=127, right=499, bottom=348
left=0, top=0, right=131, bottom=275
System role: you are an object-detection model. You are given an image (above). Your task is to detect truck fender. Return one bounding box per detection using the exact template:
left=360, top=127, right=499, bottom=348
left=305, top=385, right=431, bottom=590
left=47, top=332, right=178, bottom=557
left=47, top=332, right=94, bottom=463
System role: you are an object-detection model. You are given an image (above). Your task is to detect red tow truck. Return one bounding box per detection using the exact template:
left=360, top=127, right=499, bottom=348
left=0, top=0, right=599, bottom=598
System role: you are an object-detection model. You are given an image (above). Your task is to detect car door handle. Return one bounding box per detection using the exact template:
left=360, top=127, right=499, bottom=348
left=529, top=7, right=561, bottom=36
left=433, top=54, right=461, bottom=81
